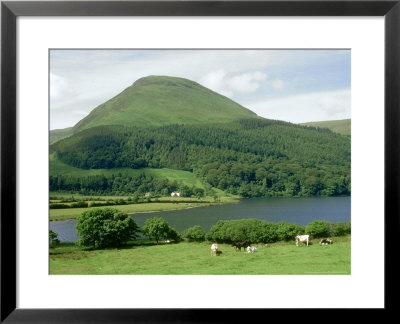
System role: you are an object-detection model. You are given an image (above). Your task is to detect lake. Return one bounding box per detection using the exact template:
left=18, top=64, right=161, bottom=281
left=49, top=196, right=350, bottom=242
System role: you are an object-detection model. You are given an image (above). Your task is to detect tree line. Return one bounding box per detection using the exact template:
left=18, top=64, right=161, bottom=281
left=49, top=172, right=205, bottom=197
left=50, top=120, right=351, bottom=197
left=50, top=207, right=351, bottom=249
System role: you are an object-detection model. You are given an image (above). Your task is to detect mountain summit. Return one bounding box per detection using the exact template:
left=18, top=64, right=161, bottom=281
left=72, top=75, right=258, bottom=133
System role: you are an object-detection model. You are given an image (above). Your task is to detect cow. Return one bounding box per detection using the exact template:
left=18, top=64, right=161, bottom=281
left=246, top=246, right=258, bottom=253
left=232, top=239, right=251, bottom=252
left=319, top=238, right=333, bottom=245
left=210, top=243, right=219, bottom=256
left=295, top=234, right=310, bottom=246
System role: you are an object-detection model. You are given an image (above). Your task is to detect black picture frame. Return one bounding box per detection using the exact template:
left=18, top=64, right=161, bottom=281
left=1, top=0, right=399, bottom=322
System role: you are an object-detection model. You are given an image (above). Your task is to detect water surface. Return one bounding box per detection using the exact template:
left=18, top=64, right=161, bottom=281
left=50, top=196, right=350, bottom=242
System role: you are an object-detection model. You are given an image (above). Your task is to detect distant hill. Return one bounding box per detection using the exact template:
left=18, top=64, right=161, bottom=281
left=71, top=75, right=258, bottom=134
left=50, top=127, right=72, bottom=144
left=300, top=119, right=351, bottom=136
left=50, top=75, right=350, bottom=198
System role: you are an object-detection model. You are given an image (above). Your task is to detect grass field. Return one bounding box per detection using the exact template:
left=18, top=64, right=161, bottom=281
left=49, top=236, right=351, bottom=275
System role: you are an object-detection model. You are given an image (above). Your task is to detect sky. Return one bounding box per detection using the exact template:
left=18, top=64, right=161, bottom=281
left=50, top=49, right=351, bottom=130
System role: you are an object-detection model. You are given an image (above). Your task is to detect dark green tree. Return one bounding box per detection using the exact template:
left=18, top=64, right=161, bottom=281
left=182, top=225, right=206, bottom=242
left=141, top=217, right=178, bottom=244
left=76, top=208, right=139, bottom=248
left=49, top=230, right=60, bottom=247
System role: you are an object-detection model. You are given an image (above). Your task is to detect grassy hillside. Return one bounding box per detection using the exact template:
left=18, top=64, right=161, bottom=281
left=50, top=76, right=350, bottom=199
left=72, top=75, right=258, bottom=133
left=50, top=153, right=206, bottom=189
left=51, top=120, right=350, bottom=198
left=301, top=119, right=351, bottom=136
left=50, top=127, right=72, bottom=144
left=50, top=236, right=351, bottom=275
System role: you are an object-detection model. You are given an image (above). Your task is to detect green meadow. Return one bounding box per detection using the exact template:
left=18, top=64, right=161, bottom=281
left=50, top=153, right=205, bottom=190
left=50, top=236, right=350, bottom=275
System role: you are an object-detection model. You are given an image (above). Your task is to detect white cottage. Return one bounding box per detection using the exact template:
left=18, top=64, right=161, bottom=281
left=170, top=191, right=181, bottom=197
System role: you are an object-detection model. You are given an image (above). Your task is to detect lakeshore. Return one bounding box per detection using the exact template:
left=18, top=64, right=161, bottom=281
left=49, top=194, right=239, bottom=221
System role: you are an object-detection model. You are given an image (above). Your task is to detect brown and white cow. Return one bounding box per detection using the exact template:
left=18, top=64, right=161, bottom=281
left=319, top=238, right=333, bottom=245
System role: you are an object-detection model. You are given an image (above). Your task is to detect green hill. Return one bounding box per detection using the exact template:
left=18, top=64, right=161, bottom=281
left=50, top=127, right=72, bottom=144
left=51, top=121, right=350, bottom=198
left=50, top=75, right=350, bottom=198
left=72, top=75, right=258, bottom=134
left=300, top=119, right=351, bottom=136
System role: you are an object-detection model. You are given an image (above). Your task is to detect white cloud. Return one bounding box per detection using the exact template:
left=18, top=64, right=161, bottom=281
left=270, top=79, right=285, bottom=90
left=228, top=71, right=267, bottom=93
left=318, top=92, right=349, bottom=117
left=199, top=70, right=267, bottom=98
left=245, top=89, right=351, bottom=123
left=50, top=73, right=74, bottom=102
left=199, top=70, right=227, bottom=94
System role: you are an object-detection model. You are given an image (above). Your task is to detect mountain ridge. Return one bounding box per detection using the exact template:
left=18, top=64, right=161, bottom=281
left=71, top=75, right=259, bottom=134
left=300, top=119, right=350, bottom=136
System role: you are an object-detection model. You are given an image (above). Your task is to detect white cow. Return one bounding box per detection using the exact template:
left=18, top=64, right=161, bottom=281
left=295, top=234, right=310, bottom=246
left=246, top=246, right=258, bottom=253
left=210, top=243, right=219, bottom=256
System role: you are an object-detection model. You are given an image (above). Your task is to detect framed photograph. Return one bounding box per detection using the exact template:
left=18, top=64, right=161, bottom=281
left=1, top=0, right=399, bottom=322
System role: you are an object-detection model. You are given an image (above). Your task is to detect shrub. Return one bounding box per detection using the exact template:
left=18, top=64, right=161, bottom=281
left=166, top=227, right=182, bottom=242
left=49, top=230, right=60, bottom=247
left=49, top=203, right=70, bottom=209
left=182, top=225, right=206, bottom=242
left=207, top=219, right=279, bottom=244
left=142, top=217, right=179, bottom=244
left=206, top=220, right=229, bottom=242
left=71, top=201, right=89, bottom=208
left=276, top=222, right=305, bottom=241
left=256, top=222, right=279, bottom=243
left=305, top=220, right=333, bottom=238
left=332, top=222, right=351, bottom=236
left=76, top=208, right=139, bottom=248
left=225, top=221, right=248, bottom=242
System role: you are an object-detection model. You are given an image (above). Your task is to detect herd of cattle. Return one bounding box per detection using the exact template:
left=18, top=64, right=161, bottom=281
left=210, top=234, right=334, bottom=256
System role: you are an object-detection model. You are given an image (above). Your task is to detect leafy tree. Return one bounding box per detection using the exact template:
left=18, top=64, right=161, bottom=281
left=206, top=220, right=228, bottom=242
left=49, top=230, right=60, bottom=247
left=193, top=188, right=205, bottom=200
left=166, top=227, right=181, bottom=242
left=182, top=225, right=206, bottom=242
left=76, top=208, right=139, bottom=248
left=141, top=217, right=178, bottom=244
